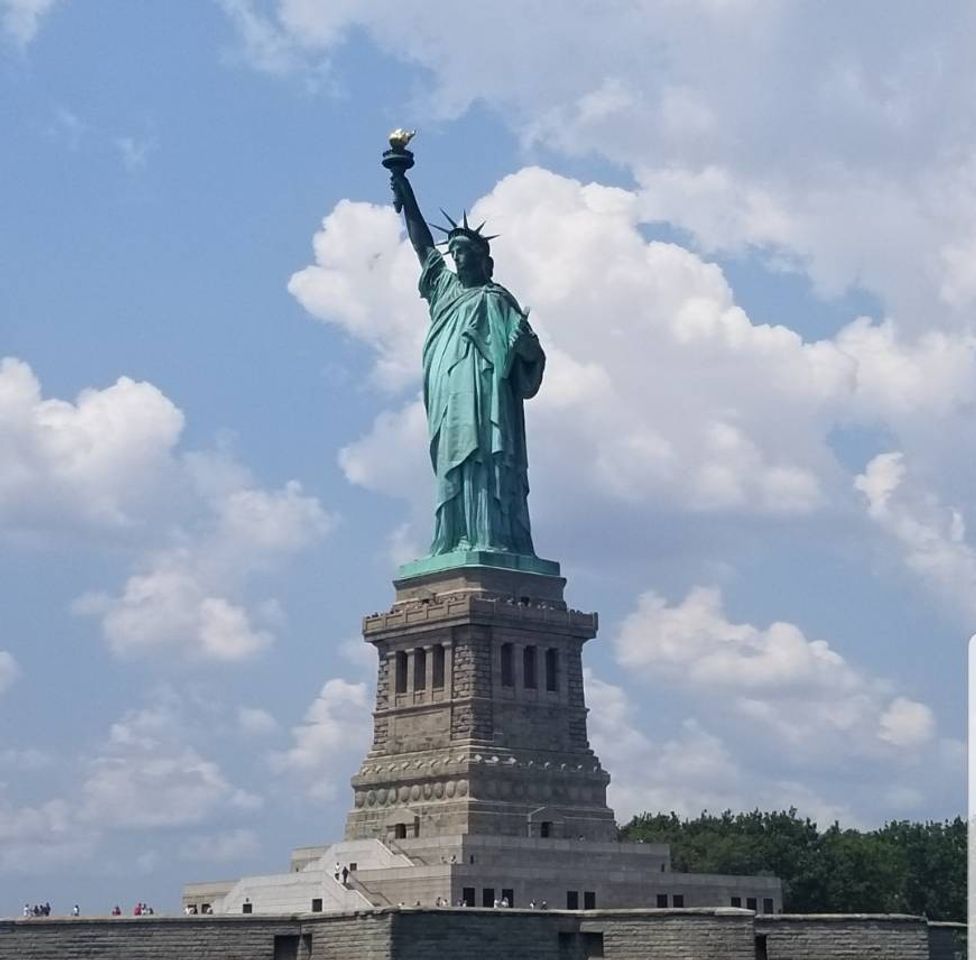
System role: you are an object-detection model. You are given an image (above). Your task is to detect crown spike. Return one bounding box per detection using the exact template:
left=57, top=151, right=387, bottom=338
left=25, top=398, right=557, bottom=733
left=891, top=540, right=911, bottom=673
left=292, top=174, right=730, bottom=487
left=439, top=209, right=458, bottom=230
left=462, top=210, right=470, bottom=230
left=429, top=221, right=452, bottom=234
left=474, top=221, right=487, bottom=235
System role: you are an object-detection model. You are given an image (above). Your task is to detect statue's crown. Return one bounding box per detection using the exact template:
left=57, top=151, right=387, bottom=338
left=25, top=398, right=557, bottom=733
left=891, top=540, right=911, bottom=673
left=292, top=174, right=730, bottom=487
left=430, top=210, right=498, bottom=252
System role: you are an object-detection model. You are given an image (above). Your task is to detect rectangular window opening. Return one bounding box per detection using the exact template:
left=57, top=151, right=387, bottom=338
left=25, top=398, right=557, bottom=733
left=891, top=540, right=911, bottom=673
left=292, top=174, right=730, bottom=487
left=395, top=651, right=408, bottom=694
left=540, top=821, right=552, bottom=838
left=566, top=890, right=579, bottom=910
left=432, top=644, right=445, bottom=689
left=656, top=894, right=668, bottom=908
left=545, top=648, right=559, bottom=691
left=672, top=894, right=684, bottom=907
left=731, top=896, right=742, bottom=907
left=746, top=897, right=757, bottom=912
left=482, top=888, right=495, bottom=908
left=462, top=887, right=475, bottom=907
left=755, top=934, right=769, bottom=960
left=583, top=891, right=596, bottom=910
left=762, top=897, right=774, bottom=914
left=523, top=646, right=537, bottom=688
left=414, top=647, right=427, bottom=690
left=273, top=935, right=300, bottom=960
left=582, top=932, right=605, bottom=958
left=311, top=898, right=322, bottom=913
left=502, top=888, right=514, bottom=907
left=501, top=643, right=514, bottom=687
left=242, top=901, right=253, bottom=914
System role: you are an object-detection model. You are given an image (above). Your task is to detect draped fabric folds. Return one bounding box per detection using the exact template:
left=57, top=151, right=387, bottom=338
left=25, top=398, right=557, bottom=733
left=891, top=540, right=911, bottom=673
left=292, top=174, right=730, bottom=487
left=419, top=248, right=544, bottom=556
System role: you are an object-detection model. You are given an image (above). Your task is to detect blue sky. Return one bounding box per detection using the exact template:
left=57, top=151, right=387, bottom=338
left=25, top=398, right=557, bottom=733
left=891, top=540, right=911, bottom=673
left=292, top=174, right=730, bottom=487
left=1, top=0, right=973, bottom=915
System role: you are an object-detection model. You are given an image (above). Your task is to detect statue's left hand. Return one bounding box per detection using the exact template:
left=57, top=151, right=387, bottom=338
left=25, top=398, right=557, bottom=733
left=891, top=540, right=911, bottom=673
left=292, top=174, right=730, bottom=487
left=512, top=321, right=541, bottom=360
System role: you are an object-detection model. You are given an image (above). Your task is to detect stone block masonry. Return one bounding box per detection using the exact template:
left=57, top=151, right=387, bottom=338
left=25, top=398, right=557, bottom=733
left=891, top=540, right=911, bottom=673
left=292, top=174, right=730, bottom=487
left=0, top=913, right=392, bottom=960
left=756, top=913, right=932, bottom=959
left=346, top=566, right=616, bottom=844
left=0, top=909, right=958, bottom=960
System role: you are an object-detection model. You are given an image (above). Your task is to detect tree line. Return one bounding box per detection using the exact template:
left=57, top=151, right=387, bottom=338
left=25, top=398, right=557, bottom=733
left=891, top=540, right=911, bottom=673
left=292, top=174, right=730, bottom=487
left=619, top=809, right=966, bottom=920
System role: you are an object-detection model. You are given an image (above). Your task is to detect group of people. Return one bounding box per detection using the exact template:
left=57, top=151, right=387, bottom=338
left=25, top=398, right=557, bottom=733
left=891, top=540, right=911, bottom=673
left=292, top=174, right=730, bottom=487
left=22, top=902, right=154, bottom=918
left=333, top=862, right=351, bottom=886
left=22, top=903, right=53, bottom=917
left=410, top=897, right=550, bottom=909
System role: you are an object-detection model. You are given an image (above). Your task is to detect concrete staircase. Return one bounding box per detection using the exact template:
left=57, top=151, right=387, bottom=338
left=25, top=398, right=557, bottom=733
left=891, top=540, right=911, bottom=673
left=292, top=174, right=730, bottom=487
left=216, top=840, right=413, bottom=914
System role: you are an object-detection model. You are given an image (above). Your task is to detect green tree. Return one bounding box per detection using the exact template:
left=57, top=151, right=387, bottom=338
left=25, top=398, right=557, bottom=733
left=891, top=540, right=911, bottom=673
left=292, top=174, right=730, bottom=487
left=620, top=809, right=966, bottom=919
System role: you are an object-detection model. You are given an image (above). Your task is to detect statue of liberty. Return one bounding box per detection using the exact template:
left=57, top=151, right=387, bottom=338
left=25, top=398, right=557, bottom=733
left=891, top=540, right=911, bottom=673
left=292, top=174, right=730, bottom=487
left=384, top=134, right=546, bottom=563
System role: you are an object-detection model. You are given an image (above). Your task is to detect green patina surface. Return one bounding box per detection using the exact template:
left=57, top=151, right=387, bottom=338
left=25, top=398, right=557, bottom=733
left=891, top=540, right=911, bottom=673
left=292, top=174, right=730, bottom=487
left=397, top=551, right=560, bottom=581
left=385, top=134, right=552, bottom=574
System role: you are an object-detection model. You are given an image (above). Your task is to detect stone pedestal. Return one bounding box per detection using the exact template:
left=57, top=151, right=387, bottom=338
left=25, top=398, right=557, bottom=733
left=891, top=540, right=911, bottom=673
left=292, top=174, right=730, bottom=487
left=345, top=565, right=615, bottom=842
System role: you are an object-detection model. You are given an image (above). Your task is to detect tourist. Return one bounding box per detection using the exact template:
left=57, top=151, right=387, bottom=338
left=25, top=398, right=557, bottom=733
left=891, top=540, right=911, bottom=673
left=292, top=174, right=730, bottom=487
left=22, top=904, right=30, bottom=918
left=111, top=906, right=121, bottom=916
left=71, top=904, right=80, bottom=917
left=341, top=865, right=349, bottom=886
left=334, top=861, right=341, bottom=882
left=500, top=897, right=510, bottom=908
left=529, top=900, right=537, bottom=909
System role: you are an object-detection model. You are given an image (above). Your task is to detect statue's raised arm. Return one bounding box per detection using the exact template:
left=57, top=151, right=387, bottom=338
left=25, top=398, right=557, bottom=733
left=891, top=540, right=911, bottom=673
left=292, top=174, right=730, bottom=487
left=390, top=170, right=434, bottom=264
left=382, top=129, right=433, bottom=264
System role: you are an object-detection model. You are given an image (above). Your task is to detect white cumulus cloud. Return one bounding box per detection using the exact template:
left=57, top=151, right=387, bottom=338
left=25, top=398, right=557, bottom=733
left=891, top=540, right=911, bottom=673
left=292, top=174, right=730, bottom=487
left=0, top=357, right=184, bottom=536
left=74, top=474, right=331, bottom=661
left=237, top=706, right=279, bottom=736
left=614, top=585, right=936, bottom=760
left=80, top=693, right=261, bottom=829
left=271, top=678, right=371, bottom=801
left=856, top=452, right=976, bottom=623
left=225, top=2, right=976, bottom=327
left=585, top=672, right=857, bottom=826
left=0, top=651, right=18, bottom=694
left=179, top=828, right=261, bottom=863
left=1, top=0, right=60, bottom=46
left=291, top=171, right=976, bottom=617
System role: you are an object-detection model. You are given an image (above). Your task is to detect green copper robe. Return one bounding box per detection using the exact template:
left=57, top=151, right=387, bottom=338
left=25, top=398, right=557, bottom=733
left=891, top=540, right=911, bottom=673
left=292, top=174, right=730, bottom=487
left=419, top=248, right=545, bottom=556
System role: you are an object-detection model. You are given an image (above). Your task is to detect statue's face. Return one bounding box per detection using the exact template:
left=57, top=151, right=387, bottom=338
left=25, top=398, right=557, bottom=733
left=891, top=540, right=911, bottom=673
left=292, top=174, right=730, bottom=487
left=450, top=238, right=490, bottom=286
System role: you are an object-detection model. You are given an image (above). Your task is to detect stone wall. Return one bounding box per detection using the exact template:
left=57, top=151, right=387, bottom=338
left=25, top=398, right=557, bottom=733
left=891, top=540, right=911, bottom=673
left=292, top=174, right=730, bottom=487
left=0, top=908, right=961, bottom=960
left=584, top=910, right=756, bottom=960
left=391, top=909, right=568, bottom=960
left=0, top=914, right=393, bottom=960
left=757, top=913, right=931, bottom=959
